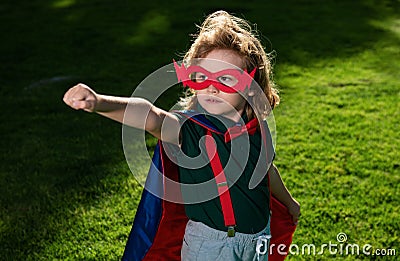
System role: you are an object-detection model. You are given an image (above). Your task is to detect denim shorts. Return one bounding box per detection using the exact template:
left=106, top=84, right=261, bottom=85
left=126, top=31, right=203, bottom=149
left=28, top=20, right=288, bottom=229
left=181, top=219, right=271, bottom=261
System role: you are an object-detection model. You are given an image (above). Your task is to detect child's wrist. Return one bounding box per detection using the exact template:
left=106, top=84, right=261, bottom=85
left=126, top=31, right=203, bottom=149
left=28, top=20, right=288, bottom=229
left=288, top=198, right=300, bottom=215
left=93, top=94, right=105, bottom=113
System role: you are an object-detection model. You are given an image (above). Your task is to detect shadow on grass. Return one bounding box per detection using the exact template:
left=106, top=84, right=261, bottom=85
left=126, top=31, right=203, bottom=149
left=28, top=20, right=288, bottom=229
left=0, top=0, right=398, bottom=259
left=257, top=0, right=399, bottom=65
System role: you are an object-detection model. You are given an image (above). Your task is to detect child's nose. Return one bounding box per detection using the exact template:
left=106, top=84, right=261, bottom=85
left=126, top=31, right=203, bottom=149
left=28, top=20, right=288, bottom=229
left=206, top=84, right=219, bottom=94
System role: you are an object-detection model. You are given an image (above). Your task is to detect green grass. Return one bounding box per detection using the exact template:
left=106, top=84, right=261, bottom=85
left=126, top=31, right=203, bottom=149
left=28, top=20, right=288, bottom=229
left=1, top=0, right=399, bottom=260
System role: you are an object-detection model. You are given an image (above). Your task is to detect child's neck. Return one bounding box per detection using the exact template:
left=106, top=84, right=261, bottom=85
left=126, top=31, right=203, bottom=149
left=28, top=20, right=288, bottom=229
left=225, top=108, right=245, bottom=123
left=196, top=104, right=246, bottom=123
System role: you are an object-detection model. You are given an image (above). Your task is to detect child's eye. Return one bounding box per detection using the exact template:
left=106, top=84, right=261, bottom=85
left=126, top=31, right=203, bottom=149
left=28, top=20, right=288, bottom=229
left=190, top=72, right=207, bottom=83
left=217, top=75, right=238, bottom=87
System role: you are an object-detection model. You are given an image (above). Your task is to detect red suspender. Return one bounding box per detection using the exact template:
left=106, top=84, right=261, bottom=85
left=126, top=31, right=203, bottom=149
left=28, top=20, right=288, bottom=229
left=204, top=130, right=237, bottom=236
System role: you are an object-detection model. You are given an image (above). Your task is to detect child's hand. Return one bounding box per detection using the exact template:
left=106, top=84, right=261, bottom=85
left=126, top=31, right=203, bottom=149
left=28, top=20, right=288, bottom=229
left=63, top=83, right=98, bottom=112
left=288, top=199, right=301, bottom=225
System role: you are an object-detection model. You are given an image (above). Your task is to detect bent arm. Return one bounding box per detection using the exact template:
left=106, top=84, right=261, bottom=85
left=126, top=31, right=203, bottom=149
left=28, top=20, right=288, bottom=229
left=269, top=164, right=301, bottom=224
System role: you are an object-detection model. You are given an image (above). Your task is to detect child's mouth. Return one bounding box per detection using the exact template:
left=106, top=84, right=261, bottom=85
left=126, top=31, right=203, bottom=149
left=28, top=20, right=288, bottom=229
left=205, top=97, right=223, bottom=103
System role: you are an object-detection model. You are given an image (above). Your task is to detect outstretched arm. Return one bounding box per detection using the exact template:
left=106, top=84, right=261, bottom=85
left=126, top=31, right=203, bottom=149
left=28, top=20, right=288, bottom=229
left=63, top=83, right=180, bottom=144
left=269, top=164, right=301, bottom=225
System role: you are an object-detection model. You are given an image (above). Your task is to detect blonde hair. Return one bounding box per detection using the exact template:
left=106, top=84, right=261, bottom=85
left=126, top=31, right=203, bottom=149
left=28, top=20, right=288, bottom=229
left=180, top=10, right=279, bottom=120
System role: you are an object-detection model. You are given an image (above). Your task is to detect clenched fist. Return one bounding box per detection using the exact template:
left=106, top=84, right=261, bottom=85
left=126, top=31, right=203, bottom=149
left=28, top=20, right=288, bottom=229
left=63, top=83, right=98, bottom=112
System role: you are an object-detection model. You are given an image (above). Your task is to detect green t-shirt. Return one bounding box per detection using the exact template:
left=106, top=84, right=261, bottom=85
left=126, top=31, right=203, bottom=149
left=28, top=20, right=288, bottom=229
left=174, top=110, right=275, bottom=234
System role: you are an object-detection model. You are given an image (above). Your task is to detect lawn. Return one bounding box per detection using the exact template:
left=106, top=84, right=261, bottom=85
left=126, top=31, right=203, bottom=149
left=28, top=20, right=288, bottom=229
left=0, top=0, right=399, bottom=260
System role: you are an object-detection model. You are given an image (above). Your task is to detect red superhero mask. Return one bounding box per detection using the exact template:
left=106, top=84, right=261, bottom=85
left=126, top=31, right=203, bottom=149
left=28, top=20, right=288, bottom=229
left=173, top=60, right=256, bottom=93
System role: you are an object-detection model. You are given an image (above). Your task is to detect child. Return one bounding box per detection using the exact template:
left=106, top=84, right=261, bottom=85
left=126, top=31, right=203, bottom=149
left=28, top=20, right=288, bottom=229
left=64, top=10, right=300, bottom=261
